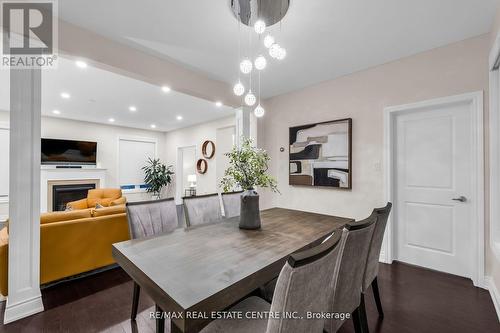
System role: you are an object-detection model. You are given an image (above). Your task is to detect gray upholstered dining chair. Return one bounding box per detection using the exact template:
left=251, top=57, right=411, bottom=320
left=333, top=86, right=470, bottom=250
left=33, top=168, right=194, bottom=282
left=362, top=203, right=392, bottom=319
left=200, top=229, right=346, bottom=333
left=183, top=193, right=222, bottom=227
left=221, top=191, right=242, bottom=218
left=324, top=213, right=377, bottom=333
left=126, top=198, right=179, bottom=323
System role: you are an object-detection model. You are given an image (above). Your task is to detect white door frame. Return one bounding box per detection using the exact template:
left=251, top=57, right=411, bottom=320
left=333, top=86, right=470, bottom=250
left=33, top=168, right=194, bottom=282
left=489, top=32, right=500, bottom=261
left=175, top=145, right=197, bottom=205
left=382, top=91, right=485, bottom=288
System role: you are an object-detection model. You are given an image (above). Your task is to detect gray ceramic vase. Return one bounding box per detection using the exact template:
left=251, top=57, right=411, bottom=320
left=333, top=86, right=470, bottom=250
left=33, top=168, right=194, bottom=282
left=239, top=189, right=261, bottom=230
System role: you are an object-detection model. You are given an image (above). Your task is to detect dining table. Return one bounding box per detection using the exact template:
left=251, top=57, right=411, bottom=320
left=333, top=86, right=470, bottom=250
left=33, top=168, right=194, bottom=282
left=112, top=207, right=353, bottom=333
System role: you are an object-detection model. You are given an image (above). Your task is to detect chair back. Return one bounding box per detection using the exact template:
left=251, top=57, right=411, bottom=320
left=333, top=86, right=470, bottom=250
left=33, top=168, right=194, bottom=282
left=362, top=202, right=392, bottom=291
left=324, top=214, right=377, bottom=333
left=126, top=198, right=178, bottom=239
left=183, top=194, right=222, bottom=227
left=221, top=191, right=242, bottom=218
left=267, top=230, right=345, bottom=333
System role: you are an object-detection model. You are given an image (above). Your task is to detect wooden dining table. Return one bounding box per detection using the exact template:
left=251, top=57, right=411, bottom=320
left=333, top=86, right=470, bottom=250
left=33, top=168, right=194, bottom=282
left=112, top=207, right=353, bottom=333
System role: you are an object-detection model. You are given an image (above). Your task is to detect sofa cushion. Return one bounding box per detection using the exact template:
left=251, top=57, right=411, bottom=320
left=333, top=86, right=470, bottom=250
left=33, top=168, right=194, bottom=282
left=41, top=209, right=93, bottom=224
left=92, top=205, right=126, bottom=217
left=0, top=227, right=8, bottom=245
left=87, top=188, right=121, bottom=198
left=110, top=197, right=127, bottom=206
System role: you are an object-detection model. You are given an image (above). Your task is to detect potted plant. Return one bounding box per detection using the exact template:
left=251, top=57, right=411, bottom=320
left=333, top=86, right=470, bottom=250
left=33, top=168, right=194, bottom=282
left=142, top=157, right=174, bottom=199
left=220, top=138, right=278, bottom=229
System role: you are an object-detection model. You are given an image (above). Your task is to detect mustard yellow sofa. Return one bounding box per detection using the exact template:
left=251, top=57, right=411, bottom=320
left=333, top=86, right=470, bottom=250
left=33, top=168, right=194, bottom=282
left=66, top=188, right=126, bottom=210
left=0, top=205, right=130, bottom=296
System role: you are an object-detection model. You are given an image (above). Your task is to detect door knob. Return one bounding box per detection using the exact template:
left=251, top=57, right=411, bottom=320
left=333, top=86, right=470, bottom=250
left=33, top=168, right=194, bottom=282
left=452, top=196, right=467, bottom=202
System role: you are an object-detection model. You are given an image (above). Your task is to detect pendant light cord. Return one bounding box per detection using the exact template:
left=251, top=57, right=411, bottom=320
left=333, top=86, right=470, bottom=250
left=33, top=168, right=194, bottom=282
left=249, top=26, right=252, bottom=93
left=258, top=70, right=261, bottom=106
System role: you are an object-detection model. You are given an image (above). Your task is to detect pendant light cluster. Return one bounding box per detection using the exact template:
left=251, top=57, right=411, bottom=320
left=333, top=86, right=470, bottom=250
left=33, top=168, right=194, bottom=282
left=233, top=18, right=287, bottom=118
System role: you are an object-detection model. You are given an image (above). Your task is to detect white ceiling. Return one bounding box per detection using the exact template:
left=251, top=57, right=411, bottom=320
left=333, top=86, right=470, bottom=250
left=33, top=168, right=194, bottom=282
left=58, top=0, right=499, bottom=98
left=0, top=57, right=235, bottom=132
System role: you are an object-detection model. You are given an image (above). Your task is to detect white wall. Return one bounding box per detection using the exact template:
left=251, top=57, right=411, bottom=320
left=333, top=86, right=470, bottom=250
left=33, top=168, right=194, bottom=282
left=165, top=116, right=236, bottom=198
left=0, top=111, right=167, bottom=207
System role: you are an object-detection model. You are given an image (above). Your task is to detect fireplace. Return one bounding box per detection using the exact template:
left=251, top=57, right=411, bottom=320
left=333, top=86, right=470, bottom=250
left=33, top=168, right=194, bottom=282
left=52, top=183, right=96, bottom=211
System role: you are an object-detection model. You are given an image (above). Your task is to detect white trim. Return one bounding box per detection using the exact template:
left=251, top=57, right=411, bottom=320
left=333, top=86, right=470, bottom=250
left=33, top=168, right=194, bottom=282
left=489, top=31, right=500, bottom=261
left=6, top=68, right=44, bottom=323
left=379, top=251, right=386, bottom=263
left=3, top=295, right=44, bottom=324
left=383, top=91, right=485, bottom=288
left=486, top=276, right=500, bottom=322
left=0, top=122, right=9, bottom=199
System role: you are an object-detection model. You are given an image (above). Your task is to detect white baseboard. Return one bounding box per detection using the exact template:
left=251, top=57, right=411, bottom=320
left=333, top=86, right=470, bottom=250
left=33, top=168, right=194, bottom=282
left=379, top=251, right=393, bottom=264
left=486, top=276, right=500, bottom=322
left=3, top=295, right=44, bottom=324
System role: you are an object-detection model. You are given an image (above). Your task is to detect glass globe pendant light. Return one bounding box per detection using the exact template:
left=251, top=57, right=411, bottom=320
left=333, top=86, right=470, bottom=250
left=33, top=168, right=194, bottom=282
left=254, top=55, right=267, bottom=70
left=254, top=104, right=265, bottom=117
left=254, top=20, right=266, bottom=34
left=240, top=59, right=253, bottom=74
left=233, top=81, right=245, bottom=96
left=245, top=91, right=256, bottom=106
left=276, top=47, right=287, bottom=60
left=263, top=35, right=274, bottom=48
left=269, top=44, right=281, bottom=59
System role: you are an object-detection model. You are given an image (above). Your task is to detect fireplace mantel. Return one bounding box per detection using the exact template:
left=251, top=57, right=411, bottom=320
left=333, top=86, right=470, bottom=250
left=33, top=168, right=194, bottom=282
left=40, top=167, right=107, bottom=213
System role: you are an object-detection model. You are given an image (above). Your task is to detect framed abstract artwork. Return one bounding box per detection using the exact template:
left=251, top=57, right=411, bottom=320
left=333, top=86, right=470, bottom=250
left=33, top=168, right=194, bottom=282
left=289, top=118, right=352, bottom=189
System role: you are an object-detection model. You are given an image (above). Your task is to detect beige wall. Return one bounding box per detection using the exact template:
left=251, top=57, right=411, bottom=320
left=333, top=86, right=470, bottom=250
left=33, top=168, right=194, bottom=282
left=164, top=116, right=235, bottom=198
left=260, top=34, right=493, bottom=279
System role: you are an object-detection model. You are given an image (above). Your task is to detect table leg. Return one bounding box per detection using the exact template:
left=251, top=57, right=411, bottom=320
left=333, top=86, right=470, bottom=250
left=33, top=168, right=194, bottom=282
left=155, top=304, right=165, bottom=333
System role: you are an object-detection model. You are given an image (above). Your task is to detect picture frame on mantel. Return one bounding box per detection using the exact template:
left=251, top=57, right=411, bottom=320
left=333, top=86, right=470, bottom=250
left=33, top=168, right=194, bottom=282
left=289, top=118, right=352, bottom=189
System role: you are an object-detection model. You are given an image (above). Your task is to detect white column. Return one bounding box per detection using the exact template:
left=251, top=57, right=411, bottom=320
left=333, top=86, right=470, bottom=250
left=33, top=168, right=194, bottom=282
left=4, top=68, right=44, bottom=323
left=235, top=107, right=253, bottom=146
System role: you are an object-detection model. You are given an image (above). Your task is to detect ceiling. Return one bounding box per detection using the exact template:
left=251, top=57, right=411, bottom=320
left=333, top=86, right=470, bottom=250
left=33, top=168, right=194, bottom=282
left=0, top=57, right=235, bottom=132
left=58, top=0, right=499, bottom=98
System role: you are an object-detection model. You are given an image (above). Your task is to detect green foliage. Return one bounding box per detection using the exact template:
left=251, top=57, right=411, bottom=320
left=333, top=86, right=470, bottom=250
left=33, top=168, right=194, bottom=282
left=220, top=138, right=278, bottom=193
left=142, top=157, right=174, bottom=197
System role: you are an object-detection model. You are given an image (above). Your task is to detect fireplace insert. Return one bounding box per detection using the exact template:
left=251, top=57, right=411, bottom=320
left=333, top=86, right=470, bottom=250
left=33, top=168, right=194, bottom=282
left=52, top=183, right=96, bottom=211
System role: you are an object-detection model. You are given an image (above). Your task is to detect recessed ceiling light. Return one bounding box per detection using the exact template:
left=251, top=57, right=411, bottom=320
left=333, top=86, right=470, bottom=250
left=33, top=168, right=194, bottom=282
left=60, top=92, right=70, bottom=99
left=215, top=101, right=223, bottom=107
left=129, top=106, right=137, bottom=112
left=75, top=60, right=87, bottom=68
left=52, top=110, right=60, bottom=115
left=176, top=115, right=183, bottom=121
left=108, top=118, right=115, bottom=123
left=150, top=124, right=156, bottom=129
left=161, top=86, right=171, bottom=93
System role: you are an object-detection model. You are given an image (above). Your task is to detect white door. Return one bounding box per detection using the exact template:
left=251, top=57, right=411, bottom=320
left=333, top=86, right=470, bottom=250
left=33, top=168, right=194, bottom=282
left=395, top=100, right=472, bottom=279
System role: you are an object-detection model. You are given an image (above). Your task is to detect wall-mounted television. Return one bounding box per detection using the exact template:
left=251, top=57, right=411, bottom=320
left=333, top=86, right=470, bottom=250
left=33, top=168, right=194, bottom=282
left=41, top=138, right=97, bottom=165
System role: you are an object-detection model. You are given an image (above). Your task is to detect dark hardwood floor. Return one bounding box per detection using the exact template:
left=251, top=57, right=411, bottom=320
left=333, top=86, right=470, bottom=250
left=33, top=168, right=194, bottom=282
left=0, top=262, right=498, bottom=333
